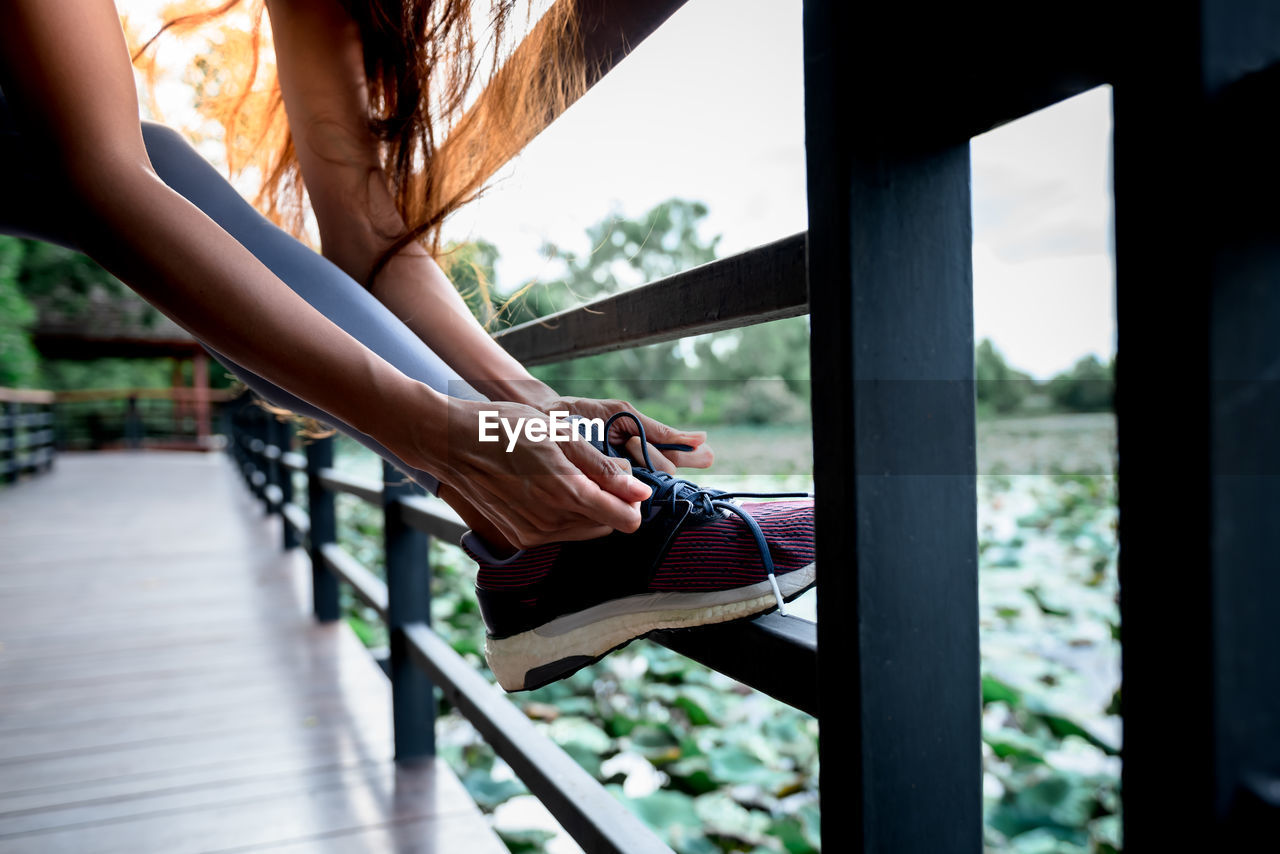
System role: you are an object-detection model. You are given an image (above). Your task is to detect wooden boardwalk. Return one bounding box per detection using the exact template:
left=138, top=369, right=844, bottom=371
left=0, top=452, right=505, bottom=853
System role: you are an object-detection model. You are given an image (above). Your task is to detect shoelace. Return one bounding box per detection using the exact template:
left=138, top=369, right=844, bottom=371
left=601, top=412, right=810, bottom=616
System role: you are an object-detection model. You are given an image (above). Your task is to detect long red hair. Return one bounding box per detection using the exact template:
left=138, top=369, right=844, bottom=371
left=131, top=0, right=584, bottom=283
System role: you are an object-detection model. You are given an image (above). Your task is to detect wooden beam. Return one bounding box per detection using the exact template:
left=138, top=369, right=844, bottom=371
left=317, top=468, right=384, bottom=507
left=494, top=233, right=807, bottom=365
left=320, top=542, right=390, bottom=618
left=0, top=388, right=55, bottom=404
left=650, top=612, right=818, bottom=716
left=441, top=0, right=687, bottom=196
left=404, top=622, right=674, bottom=854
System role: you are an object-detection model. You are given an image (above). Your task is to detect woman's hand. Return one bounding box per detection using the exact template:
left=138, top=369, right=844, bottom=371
left=402, top=394, right=654, bottom=549
left=522, top=392, right=714, bottom=475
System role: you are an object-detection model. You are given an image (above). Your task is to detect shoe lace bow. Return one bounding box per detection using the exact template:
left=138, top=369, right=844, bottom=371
left=601, top=412, right=810, bottom=616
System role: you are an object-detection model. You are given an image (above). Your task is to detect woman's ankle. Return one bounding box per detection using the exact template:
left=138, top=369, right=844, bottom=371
left=437, top=483, right=519, bottom=558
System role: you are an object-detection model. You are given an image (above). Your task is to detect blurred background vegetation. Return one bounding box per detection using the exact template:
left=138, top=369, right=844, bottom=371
left=1, top=198, right=1119, bottom=854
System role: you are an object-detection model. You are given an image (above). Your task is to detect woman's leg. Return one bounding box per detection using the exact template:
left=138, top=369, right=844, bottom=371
left=0, top=107, right=478, bottom=494
left=139, top=123, right=491, bottom=495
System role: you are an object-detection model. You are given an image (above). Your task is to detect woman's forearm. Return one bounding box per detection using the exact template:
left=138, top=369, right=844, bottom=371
left=0, top=0, right=444, bottom=469
left=353, top=242, right=556, bottom=408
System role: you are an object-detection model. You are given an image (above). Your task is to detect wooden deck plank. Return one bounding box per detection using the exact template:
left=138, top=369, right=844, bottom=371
left=0, top=452, right=503, bottom=853
left=0, top=760, right=498, bottom=854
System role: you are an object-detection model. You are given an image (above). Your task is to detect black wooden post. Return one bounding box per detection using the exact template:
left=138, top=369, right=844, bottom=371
left=1113, top=5, right=1280, bottom=849
left=382, top=459, right=434, bottom=761
left=39, top=403, right=54, bottom=473
left=277, top=419, right=298, bottom=550
left=252, top=408, right=270, bottom=507
left=804, top=3, right=980, bottom=851
left=124, top=395, right=142, bottom=450
left=231, top=402, right=246, bottom=480
left=266, top=416, right=283, bottom=512
left=264, top=415, right=284, bottom=514
left=3, top=401, right=16, bottom=485
left=306, top=435, right=340, bottom=622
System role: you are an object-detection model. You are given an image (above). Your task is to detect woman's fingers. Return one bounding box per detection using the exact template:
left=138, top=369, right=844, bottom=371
left=552, top=446, right=646, bottom=535
left=621, top=436, right=679, bottom=474
left=632, top=414, right=713, bottom=469
left=658, top=442, right=715, bottom=469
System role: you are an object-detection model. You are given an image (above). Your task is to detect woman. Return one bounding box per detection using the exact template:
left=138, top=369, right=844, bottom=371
left=0, top=0, right=814, bottom=691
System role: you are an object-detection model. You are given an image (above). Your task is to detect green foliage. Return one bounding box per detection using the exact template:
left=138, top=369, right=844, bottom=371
left=977, top=338, right=1035, bottom=416
left=1046, top=355, right=1113, bottom=413
left=36, top=358, right=177, bottom=391
left=539, top=199, right=719, bottom=305
left=9, top=238, right=137, bottom=313
left=0, top=237, right=39, bottom=386
left=446, top=198, right=813, bottom=428
left=0, top=235, right=172, bottom=389
left=978, top=431, right=1121, bottom=853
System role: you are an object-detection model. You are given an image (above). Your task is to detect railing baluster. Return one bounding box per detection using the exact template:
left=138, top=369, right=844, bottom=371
left=382, top=459, right=434, bottom=761
left=265, top=416, right=280, bottom=503
left=40, top=402, right=55, bottom=472
left=3, top=401, right=16, bottom=484
left=306, top=435, right=340, bottom=622
left=251, top=408, right=269, bottom=507
left=275, top=418, right=298, bottom=549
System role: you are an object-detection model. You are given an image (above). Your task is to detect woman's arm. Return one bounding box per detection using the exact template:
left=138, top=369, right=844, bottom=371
left=266, top=0, right=712, bottom=470
left=0, top=0, right=647, bottom=545
left=266, top=0, right=544, bottom=405
left=0, top=0, right=428, bottom=454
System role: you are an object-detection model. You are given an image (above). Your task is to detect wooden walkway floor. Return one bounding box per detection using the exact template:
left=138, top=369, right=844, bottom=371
left=0, top=452, right=505, bottom=854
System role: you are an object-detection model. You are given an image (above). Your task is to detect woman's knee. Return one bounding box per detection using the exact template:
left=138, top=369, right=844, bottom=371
left=140, top=121, right=194, bottom=163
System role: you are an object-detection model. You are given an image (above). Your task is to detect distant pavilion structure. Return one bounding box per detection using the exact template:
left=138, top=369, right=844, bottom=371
left=29, top=286, right=217, bottom=449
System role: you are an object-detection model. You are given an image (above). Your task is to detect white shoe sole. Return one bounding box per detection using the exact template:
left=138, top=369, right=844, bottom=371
left=484, top=564, right=817, bottom=691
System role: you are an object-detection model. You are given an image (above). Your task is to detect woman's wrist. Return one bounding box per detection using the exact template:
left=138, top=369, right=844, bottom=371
left=383, top=377, right=454, bottom=478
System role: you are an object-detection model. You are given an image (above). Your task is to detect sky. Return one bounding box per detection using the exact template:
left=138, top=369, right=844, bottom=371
left=123, top=0, right=1116, bottom=380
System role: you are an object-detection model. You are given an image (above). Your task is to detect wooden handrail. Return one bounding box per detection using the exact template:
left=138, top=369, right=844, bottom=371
left=405, top=621, right=674, bottom=854
left=1, top=386, right=238, bottom=404
left=53, top=387, right=238, bottom=403
left=495, top=233, right=808, bottom=365
left=0, top=387, right=55, bottom=404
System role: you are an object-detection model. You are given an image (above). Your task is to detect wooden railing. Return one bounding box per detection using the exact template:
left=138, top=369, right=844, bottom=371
left=0, top=388, right=56, bottom=486
left=214, top=2, right=1280, bottom=853
left=227, top=396, right=678, bottom=852
left=54, top=387, right=236, bottom=451
left=224, top=232, right=823, bottom=854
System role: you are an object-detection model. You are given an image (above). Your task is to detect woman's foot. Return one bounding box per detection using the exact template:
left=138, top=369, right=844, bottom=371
left=464, top=442, right=816, bottom=692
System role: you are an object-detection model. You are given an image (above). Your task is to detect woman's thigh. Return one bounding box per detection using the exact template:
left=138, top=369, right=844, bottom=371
left=139, top=122, right=475, bottom=404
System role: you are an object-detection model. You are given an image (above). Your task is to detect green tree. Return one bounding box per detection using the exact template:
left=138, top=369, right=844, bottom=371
left=1047, top=354, right=1113, bottom=412
left=976, top=338, right=1033, bottom=416
left=0, top=238, right=39, bottom=387
left=0, top=235, right=167, bottom=388
left=540, top=199, right=720, bottom=303
left=442, top=199, right=812, bottom=426
left=523, top=199, right=724, bottom=410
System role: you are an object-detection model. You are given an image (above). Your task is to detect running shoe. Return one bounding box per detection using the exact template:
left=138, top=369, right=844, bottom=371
left=463, top=412, right=816, bottom=692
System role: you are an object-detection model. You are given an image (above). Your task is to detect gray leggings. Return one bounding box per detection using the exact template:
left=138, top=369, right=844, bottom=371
left=0, top=109, right=481, bottom=494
